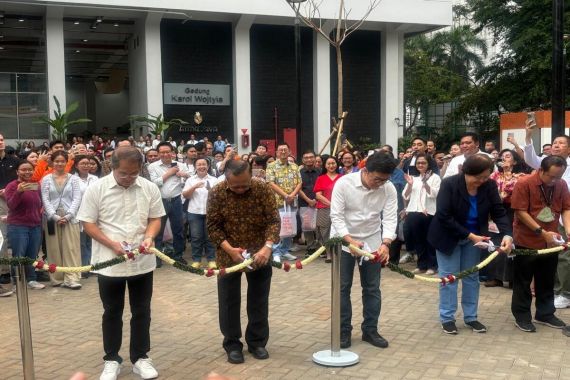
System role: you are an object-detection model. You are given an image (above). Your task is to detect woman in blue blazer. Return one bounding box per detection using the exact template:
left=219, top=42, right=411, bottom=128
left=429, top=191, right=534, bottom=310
left=428, top=154, right=513, bottom=335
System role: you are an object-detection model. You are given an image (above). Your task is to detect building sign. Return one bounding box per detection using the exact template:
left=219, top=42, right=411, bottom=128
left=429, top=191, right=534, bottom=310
left=164, top=83, right=230, bottom=106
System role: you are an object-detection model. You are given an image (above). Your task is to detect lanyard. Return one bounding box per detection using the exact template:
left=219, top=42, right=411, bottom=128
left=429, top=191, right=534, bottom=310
left=539, top=184, right=554, bottom=207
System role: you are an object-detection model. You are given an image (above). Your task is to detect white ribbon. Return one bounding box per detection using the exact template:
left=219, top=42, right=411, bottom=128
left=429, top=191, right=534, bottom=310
left=241, top=250, right=253, bottom=270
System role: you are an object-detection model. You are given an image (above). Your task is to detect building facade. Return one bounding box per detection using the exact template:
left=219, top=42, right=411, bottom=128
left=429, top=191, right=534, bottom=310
left=0, top=0, right=451, bottom=154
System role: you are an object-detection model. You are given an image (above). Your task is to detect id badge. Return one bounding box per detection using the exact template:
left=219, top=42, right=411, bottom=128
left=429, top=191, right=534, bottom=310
left=536, top=207, right=555, bottom=223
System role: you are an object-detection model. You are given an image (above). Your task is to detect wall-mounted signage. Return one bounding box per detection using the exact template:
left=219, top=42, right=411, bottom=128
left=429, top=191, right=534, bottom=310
left=164, top=83, right=230, bottom=106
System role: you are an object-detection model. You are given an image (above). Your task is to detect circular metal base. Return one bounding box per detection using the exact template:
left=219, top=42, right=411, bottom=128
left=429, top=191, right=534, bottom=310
left=312, top=350, right=359, bottom=367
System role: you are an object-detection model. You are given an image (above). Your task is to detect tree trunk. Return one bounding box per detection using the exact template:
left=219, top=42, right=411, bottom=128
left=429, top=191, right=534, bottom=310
left=336, top=44, right=343, bottom=119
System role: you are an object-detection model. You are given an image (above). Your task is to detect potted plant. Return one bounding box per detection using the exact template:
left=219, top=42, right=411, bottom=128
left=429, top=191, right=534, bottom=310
left=129, top=113, right=188, bottom=137
left=34, top=96, right=91, bottom=141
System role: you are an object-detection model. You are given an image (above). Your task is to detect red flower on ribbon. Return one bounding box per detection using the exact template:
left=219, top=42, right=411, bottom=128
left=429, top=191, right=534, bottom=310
left=127, top=252, right=135, bottom=260
left=206, top=268, right=215, bottom=277
left=371, top=253, right=381, bottom=263
left=295, top=260, right=303, bottom=270
left=35, top=261, right=45, bottom=270
left=219, top=268, right=226, bottom=277
left=446, top=274, right=455, bottom=284
left=138, top=245, right=147, bottom=254
left=48, top=264, right=57, bottom=273
left=283, top=262, right=291, bottom=272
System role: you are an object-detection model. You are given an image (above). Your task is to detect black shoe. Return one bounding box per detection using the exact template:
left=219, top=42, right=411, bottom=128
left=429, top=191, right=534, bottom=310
left=227, top=350, right=244, bottom=364
left=465, top=320, right=487, bottom=333
left=515, top=320, right=536, bottom=332
left=442, top=321, right=458, bottom=335
left=340, top=331, right=351, bottom=349
left=362, top=331, right=389, bottom=348
left=248, top=346, right=269, bottom=360
left=562, top=326, right=570, bottom=337
left=535, top=315, right=566, bottom=329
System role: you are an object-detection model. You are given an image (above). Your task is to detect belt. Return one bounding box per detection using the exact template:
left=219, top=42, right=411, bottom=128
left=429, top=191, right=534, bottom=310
left=162, top=196, right=181, bottom=202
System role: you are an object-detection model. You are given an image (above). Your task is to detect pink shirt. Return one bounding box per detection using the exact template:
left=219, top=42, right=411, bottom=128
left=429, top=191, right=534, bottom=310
left=313, top=173, right=342, bottom=209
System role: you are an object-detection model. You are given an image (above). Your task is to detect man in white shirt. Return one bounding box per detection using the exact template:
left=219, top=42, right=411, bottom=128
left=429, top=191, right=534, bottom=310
left=443, top=132, right=494, bottom=178
left=187, top=133, right=198, bottom=145
left=521, top=120, right=570, bottom=310
left=77, top=146, right=165, bottom=380
left=330, top=152, right=398, bottom=349
left=148, top=142, right=190, bottom=264
left=151, top=134, right=162, bottom=149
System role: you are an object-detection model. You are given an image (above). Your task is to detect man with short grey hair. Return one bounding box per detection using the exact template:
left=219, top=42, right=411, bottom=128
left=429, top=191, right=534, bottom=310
left=78, top=146, right=165, bottom=380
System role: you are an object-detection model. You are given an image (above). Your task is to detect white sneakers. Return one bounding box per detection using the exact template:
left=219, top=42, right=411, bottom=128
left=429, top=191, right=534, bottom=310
left=27, top=281, right=45, bottom=290
left=133, top=358, right=158, bottom=379
left=100, top=358, right=157, bottom=380
left=555, top=295, right=570, bottom=309
left=100, top=361, right=120, bottom=380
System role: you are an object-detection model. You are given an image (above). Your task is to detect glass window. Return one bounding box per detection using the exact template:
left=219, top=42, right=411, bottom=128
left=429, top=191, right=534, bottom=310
left=19, top=93, right=48, bottom=139
left=17, top=73, right=47, bottom=93
left=0, top=94, right=18, bottom=139
left=0, top=73, right=16, bottom=93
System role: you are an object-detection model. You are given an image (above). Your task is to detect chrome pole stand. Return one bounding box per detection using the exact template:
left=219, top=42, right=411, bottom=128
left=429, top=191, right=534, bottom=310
left=313, top=242, right=359, bottom=366
left=15, top=264, right=35, bottom=379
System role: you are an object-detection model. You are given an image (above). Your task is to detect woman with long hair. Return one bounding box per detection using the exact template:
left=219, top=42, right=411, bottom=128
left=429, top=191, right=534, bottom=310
left=73, top=155, right=99, bottom=272
left=403, top=153, right=441, bottom=275
left=484, top=149, right=529, bottom=287
left=41, top=151, right=83, bottom=289
left=313, top=155, right=342, bottom=262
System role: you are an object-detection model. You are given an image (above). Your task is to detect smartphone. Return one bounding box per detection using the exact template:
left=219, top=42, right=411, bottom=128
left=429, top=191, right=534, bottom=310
left=527, top=112, right=537, bottom=128
left=28, top=183, right=39, bottom=191
left=507, top=132, right=514, bottom=139
left=170, top=162, right=178, bottom=168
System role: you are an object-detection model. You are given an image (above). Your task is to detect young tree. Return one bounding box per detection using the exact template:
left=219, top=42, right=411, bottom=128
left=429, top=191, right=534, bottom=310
left=286, top=0, right=380, bottom=154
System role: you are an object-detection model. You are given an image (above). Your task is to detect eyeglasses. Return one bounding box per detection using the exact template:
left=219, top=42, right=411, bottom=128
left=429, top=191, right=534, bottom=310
left=116, top=173, right=139, bottom=180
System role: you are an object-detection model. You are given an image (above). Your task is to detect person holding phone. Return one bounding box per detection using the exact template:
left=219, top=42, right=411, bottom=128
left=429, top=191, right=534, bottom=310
left=5, top=160, right=45, bottom=290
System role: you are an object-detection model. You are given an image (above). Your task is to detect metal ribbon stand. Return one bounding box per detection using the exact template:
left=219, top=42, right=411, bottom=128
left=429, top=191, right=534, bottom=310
left=15, top=264, right=36, bottom=379
left=313, top=242, right=359, bottom=366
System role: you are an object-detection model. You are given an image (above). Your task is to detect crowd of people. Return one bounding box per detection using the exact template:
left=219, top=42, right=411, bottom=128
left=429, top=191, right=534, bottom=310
left=2, top=121, right=570, bottom=379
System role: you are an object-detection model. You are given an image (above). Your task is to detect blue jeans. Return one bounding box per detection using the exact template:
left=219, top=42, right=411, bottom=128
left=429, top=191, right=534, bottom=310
left=8, top=224, right=42, bottom=282
left=187, top=213, right=215, bottom=262
left=340, top=251, right=382, bottom=333
left=437, top=239, right=480, bottom=323
left=155, top=197, right=186, bottom=261
left=80, top=231, right=92, bottom=266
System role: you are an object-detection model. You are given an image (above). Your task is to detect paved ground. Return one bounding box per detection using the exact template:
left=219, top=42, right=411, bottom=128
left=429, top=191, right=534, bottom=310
left=2, top=249, right=570, bottom=380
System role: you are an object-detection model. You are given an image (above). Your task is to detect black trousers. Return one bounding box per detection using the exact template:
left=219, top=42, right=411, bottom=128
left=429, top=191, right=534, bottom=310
left=217, top=265, right=272, bottom=352
left=511, top=249, right=557, bottom=323
left=404, top=212, right=437, bottom=270
left=98, top=271, right=153, bottom=364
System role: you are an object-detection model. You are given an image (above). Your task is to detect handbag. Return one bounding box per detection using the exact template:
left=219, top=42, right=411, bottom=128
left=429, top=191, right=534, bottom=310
left=299, top=206, right=317, bottom=231
left=279, top=201, right=297, bottom=238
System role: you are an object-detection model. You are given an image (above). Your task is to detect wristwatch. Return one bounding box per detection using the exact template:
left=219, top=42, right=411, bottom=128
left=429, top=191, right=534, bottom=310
left=265, top=243, right=273, bottom=250
left=534, top=227, right=543, bottom=235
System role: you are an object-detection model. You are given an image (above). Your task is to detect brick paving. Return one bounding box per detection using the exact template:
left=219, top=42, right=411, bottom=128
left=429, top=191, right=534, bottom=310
left=2, top=251, right=570, bottom=380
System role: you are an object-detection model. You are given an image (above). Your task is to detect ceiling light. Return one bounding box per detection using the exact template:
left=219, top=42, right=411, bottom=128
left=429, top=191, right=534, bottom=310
left=74, top=21, right=80, bottom=25
left=113, top=23, right=119, bottom=27
left=82, top=39, right=88, bottom=42
left=18, top=18, right=25, bottom=22
left=0, top=35, right=4, bottom=39
left=95, top=16, right=103, bottom=23
left=0, top=47, right=5, bottom=50
left=75, top=50, right=80, bottom=53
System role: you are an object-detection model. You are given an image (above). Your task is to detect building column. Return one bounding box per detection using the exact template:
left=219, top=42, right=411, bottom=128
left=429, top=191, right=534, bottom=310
left=45, top=7, right=66, bottom=119
left=380, top=28, right=404, bottom=151
left=129, top=12, right=163, bottom=137
left=232, top=15, right=255, bottom=153
left=313, top=25, right=332, bottom=153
